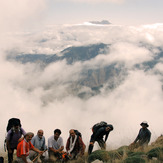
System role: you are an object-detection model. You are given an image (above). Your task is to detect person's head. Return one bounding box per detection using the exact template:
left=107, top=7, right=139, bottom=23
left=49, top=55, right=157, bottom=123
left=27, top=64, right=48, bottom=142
left=106, top=124, right=114, bottom=132
left=37, top=129, right=44, bottom=139
left=69, top=129, right=76, bottom=138
left=24, top=132, right=34, bottom=142
left=13, top=121, right=21, bottom=131
left=54, top=129, right=61, bottom=140
left=140, top=121, right=149, bottom=129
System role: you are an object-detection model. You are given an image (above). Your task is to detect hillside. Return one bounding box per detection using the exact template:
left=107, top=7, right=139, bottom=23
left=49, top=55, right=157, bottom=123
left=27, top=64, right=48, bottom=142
left=0, top=136, right=162, bottom=162
left=88, top=135, right=163, bottom=163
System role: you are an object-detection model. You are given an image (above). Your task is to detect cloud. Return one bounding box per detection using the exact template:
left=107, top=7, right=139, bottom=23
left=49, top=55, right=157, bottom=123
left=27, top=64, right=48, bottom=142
left=69, top=0, right=124, bottom=4
left=0, top=0, right=47, bottom=33
left=53, top=0, right=125, bottom=4
left=1, top=10, right=163, bottom=153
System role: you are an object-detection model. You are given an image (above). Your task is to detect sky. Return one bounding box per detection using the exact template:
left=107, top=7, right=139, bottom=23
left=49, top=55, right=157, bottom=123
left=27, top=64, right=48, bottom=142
left=1, top=0, right=163, bottom=31
left=45, top=0, right=163, bottom=25
left=0, top=0, right=163, bottom=156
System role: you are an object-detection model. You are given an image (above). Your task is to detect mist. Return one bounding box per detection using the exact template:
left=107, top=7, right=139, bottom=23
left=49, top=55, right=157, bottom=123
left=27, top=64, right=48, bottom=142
left=0, top=0, right=163, bottom=154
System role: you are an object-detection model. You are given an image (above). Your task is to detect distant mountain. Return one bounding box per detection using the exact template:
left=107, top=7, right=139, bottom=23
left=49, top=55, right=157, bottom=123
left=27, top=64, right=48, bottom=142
left=7, top=43, right=163, bottom=99
left=89, top=20, right=111, bottom=25
left=8, top=43, right=108, bottom=64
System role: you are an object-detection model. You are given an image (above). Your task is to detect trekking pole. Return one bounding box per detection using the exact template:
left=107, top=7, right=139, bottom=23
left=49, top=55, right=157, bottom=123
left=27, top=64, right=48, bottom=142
left=32, top=149, right=47, bottom=162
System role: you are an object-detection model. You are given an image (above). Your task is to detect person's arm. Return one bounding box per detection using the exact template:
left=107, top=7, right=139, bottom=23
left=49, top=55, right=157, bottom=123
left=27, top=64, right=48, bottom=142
left=32, top=146, right=43, bottom=155
left=6, top=131, right=12, bottom=152
left=58, top=137, right=64, bottom=152
left=21, top=128, right=26, bottom=136
left=6, top=140, right=12, bottom=153
left=104, top=132, right=109, bottom=142
left=58, top=146, right=64, bottom=152
left=147, top=130, right=151, bottom=143
left=49, top=146, right=64, bottom=153
left=133, top=129, right=141, bottom=143
left=18, top=128, right=26, bottom=143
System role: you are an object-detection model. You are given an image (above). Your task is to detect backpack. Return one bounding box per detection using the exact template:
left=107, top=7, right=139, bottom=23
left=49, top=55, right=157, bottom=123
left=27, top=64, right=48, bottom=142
left=92, top=121, right=108, bottom=132
left=74, top=130, right=82, bottom=139
left=6, top=118, right=21, bottom=132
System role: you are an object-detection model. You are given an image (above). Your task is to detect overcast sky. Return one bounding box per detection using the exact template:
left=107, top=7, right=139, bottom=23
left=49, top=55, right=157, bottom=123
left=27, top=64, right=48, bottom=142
left=1, top=0, right=163, bottom=30
left=45, top=0, right=163, bottom=25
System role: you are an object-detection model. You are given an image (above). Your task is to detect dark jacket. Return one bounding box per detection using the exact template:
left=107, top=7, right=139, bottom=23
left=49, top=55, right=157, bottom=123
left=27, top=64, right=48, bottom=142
left=134, top=128, right=151, bottom=145
left=91, top=125, right=113, bottom=142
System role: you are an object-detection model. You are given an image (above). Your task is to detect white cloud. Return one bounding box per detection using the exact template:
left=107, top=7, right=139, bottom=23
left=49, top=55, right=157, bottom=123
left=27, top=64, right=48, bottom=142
left=1, top=11, right=163, bottom=153
left=0, top=0, right=47, bottom=33
left=53, top=0, right=125, bottom=4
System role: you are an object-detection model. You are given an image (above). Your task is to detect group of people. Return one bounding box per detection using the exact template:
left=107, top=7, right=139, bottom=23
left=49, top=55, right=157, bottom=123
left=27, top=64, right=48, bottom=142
left=5, top=119, right=151, bottom=163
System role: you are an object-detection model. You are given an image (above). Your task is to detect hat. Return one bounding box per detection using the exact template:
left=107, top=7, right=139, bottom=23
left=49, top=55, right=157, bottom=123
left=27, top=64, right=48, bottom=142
left=24, top=132, right=34, bottom=137
left=140, top=121, right=149, bottom=127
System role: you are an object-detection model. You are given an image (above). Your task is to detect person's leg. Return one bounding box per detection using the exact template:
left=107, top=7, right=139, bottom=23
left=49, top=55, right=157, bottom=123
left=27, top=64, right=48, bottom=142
left=97, top=139, right=106, bottom=150
left=88, top=133, right=96, bottom=155
left=70, top=151, right=78, bottom=160
left=16, top=157, right=24, bottom=163
left=29, top=150, right=37, bottom=161
left=0, top=157, right=4, bottom=163
left=8, top=149, right=14, bottom=163
left=88, top=142, right=94, bottom=155
left=48, top=151, right=57, bottom=161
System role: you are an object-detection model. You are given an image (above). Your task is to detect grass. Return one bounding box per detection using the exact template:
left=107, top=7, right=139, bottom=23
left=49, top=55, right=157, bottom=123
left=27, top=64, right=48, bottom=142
left=1, top=135, right=163, bottom=163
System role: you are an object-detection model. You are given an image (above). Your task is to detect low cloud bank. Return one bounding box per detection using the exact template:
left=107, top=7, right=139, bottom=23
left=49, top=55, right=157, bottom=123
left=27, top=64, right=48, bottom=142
left=0, top=4, right=163, bottom=152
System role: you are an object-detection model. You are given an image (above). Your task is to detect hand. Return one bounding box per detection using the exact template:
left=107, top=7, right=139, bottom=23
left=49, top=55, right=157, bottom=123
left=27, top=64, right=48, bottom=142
left=18, top=137, right=24, bottom=142
left=53, top=149, right=59, bottom=153
left=38, top=151, right=44, bottom=155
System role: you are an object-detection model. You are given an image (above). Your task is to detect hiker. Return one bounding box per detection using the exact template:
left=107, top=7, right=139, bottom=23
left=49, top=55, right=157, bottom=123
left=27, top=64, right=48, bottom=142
left=16, top=132, right=43, bottom=163
left=66, top=129, right=85, bottom=159
left=48, top=129, right=64, bottom=161
left=29, top=129, right=47, bottom=163
left=6, top=119, right=26, bottom=163
left=132, top=121, right=151, bottom=148
left=88, top=122, right=114, bottom=155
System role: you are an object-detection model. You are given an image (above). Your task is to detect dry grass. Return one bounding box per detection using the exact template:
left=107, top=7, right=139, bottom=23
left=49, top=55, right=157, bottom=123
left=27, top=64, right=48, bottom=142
left=1, top=136, right=163, bottom=163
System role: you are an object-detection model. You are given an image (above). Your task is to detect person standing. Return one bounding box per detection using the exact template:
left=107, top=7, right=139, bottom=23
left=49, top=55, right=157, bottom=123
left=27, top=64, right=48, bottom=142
left=6, top=120, right=26, bottom=163
left=132, top=121, right=151, bottom=148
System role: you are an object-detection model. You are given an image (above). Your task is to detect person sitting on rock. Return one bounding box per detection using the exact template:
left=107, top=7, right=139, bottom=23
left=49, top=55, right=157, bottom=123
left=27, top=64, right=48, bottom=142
left=66, top=129, right=85, bottom=159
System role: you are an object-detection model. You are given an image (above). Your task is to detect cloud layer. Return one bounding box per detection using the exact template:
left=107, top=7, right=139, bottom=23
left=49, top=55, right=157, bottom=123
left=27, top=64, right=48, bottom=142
left=1, top=23, right=163, bottom=153
left=0, top=0, right=163, bottom=154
